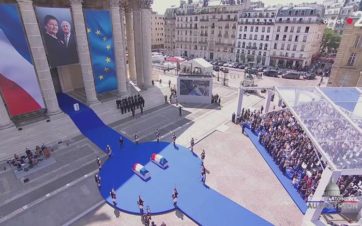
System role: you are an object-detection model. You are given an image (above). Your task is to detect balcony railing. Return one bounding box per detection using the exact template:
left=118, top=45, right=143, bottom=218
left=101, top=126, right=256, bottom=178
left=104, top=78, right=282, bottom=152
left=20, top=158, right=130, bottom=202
left=218, top=18, right=237, bottom=22
left=238, top=21, right=274, bottom=25
left=239, top=14, right=276, bottom=19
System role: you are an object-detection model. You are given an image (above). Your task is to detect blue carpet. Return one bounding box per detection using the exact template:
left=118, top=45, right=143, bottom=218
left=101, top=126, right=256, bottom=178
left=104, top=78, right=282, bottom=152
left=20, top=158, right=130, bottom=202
left=244, top=128, right=308, bottom=214
left=58, top=93, right=272, bottom=226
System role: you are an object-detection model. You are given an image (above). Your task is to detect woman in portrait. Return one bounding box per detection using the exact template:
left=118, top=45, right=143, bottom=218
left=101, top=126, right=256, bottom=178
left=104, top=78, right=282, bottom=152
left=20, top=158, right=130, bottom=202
left=42, top=15, right=66, bottom=67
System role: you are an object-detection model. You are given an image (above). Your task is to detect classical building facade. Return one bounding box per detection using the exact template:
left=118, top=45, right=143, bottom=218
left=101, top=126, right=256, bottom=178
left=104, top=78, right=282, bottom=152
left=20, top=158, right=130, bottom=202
left=270, top=6, right=325, bottom=69
left=164, top=7, right=177, bottom=56
left=151, top=11, right=164, bottom=50
left=236, top=8, right=277, bottom=66
left=0, top=0, right=153, bottom=128
left=172, top=1, right=250, bottom=61
left=329, top=16, right=362, bottom=87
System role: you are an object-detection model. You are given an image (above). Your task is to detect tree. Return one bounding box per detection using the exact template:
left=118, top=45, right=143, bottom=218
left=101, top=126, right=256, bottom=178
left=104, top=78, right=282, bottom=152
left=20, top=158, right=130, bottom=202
left=320, top=28, right=341, bottom=55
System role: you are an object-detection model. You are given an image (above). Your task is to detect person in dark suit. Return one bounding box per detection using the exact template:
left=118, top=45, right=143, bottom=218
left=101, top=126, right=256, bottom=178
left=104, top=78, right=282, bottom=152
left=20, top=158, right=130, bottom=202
left=60, top=20, right=78, bottom=64
left=42, top=15, right=66, bottom=67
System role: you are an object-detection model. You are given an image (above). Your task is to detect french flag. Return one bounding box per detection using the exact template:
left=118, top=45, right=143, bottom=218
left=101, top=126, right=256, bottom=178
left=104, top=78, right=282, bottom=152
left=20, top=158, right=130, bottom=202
left=0, top=4, right=44, bottom=117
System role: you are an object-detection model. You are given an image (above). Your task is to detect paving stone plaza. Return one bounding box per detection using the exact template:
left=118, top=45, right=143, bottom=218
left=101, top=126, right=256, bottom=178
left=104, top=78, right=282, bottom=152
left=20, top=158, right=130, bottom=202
left=0, top=67, right=334, bottom=226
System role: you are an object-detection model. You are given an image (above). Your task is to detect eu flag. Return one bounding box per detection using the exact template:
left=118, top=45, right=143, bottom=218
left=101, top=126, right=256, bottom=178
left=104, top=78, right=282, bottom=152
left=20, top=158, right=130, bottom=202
left=84, top=10, right=117, bottom=93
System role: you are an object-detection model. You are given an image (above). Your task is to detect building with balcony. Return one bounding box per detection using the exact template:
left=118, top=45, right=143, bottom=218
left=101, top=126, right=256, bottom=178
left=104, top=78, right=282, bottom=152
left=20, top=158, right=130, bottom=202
left=270, top=5, right=325, bottom=69
left=151, top=11, right=165, bottom=50
left=164, top=7, right=177, bottom=56
left=235, top=8, right=278, bottom=66
left=329, top=15, right=362, bottom=87
left=173, top=1, right=250, bottom=61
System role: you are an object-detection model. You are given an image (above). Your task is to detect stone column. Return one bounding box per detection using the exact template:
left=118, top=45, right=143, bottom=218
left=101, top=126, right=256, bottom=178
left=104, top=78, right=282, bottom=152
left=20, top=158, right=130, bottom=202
left=110, top=0, right=128, bottom=96
left=70, top=0, right=99, bottom=105
left=0, top=95, right=14, bottom=129
left=17, top=0, right=62, bottom=116
left=132, top=5, right=144, bottom=88
left=125, top=1, right=137, bottom=82
left=133, top=0, right=152, bottom=89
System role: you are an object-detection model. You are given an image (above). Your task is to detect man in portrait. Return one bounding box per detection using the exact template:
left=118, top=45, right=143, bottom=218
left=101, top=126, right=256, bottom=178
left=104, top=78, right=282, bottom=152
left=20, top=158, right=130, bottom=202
left=60, top=20, right=78, bottom=64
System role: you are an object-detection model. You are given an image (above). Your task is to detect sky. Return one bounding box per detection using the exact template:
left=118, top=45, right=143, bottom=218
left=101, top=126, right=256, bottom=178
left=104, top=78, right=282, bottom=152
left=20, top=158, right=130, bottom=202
left=152, top=0, right=323, bottom=15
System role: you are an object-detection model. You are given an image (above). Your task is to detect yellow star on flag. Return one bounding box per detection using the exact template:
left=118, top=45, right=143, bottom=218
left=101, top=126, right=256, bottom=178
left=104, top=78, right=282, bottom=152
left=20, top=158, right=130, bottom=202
left=105, top=57, right=111, bottom=63
left=104, top=67, right=109, bottom=72
left=106, top=45, right=111, bottom=50
left=99, top=75, right=104, bottom=80
left=95, top=30, right=101, bottom=35
left=103, top=36, right=107, bottom=41
left=87, top=28, right=91, bottom=33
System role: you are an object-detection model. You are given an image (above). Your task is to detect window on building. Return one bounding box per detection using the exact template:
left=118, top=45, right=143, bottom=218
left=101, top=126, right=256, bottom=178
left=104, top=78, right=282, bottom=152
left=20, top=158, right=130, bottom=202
left=276, top=34, right=279, bottom=40
left=303, top=36, right=307, bottom=42
left=284, top=26, right=288, bottom=32
left=295, top=35, right=299, bottom=42
left=297, top=26, right=301, bottom=33
left=242, top=42, right=245, bottom=48
left=274, top=43, right=277, bottom=49
left=290, top=26, right=294, bottom=32
left=266, top=35, right=269, bottom=41
left=347, top=53, right=357, bottom=66
left=244, top=26, right=247, bottom=31
left=267, top=27, right=271, bottom=33
left=256, top=27, right=259, bottom=32
left=254, top=34, right=257, bottom=40
left=261, top=35, right=264, bottom=40
left=243, top=34, right=247, bottom=39
left=301, top=45, right=305, bottom=51
left=262, top=27, right=265, bottom=32
left=287, top=44, right=290, bottom=50
left=283, top=35, right=286, bottom=41
left=238, top=41, right=241, bottom=48
left=239, top=34, right=242, bottom=39
left=249, top=34, right=252, bottom=39
left=293, top=44, right=297, bottom=51
left=354, top=36, right=362, bottom=48
left=264, top=44, right=268, bottom=50
left=305, top=26, right=310, bottom=33
left=281, top=43, right=285, bottom=50
left=251, top=26, right=254, bottom=32
left=277, top=26, right=280, bottom=32
left=288, top=35, right=292, bottom=41
left=259, top=43, right=263, bottom=50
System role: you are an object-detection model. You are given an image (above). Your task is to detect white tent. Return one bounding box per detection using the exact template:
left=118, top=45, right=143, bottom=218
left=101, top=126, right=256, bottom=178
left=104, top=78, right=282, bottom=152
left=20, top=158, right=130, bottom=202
left=180, top=58, right=213, bottom=76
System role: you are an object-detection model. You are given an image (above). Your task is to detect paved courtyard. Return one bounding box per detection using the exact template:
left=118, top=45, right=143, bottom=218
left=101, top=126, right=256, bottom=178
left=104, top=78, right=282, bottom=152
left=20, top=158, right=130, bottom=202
left=0, top=69, right=325, bottom=226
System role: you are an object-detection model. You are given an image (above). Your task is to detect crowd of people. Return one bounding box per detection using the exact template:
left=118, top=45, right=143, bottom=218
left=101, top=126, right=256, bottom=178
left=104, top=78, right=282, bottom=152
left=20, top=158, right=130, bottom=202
left=293, top=100, right=362, bottom=169
left=241, top=107, right=362, bottom=200
left=337, top=175, right=362, bottom=197
left=116, top=94, right=145, bottom=116
left=244, top=109, right=324, bottom=201
left=7, top=145, right=52, bottom=170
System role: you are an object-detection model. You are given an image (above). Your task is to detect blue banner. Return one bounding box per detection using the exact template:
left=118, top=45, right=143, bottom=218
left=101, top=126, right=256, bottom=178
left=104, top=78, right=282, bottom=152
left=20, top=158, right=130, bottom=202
left=84, top=10, right=117, bottom=93
left=0, top=4, right=45, bottom=116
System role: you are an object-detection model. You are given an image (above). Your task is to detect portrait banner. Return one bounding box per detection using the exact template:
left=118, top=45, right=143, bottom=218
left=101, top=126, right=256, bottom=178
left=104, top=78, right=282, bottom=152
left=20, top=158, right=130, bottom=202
left=84, top=9, right=117, bottom=93
left=35, top=7, right=79, bottom=68
left=0, top=4, right=45, bottom=116
left=180, top=80, right=210, bottom=96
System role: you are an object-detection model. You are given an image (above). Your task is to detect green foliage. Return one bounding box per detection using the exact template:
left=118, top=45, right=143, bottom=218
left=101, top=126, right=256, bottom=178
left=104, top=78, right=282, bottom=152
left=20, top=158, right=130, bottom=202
left=321, top=28, right=341, bottom=54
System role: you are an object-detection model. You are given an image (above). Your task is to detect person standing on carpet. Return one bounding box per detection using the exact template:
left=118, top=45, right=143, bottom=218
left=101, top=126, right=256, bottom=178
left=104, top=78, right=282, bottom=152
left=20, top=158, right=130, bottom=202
left=110, top=188, right=117, bottom=206
left=190, top=137, right=195, bottom=152
left=106, top=145, right=112, bottom=158
left=135, top=134, right=139, bottom=144
left=155, top=129, right=160, bottom=143
left=138, top=195, right=144, bottom=213
left=172, top=132, right=176, bottom=146
left=172, top=188, right=178, bottom=206
left=119, top=135, right=124, bottom=146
